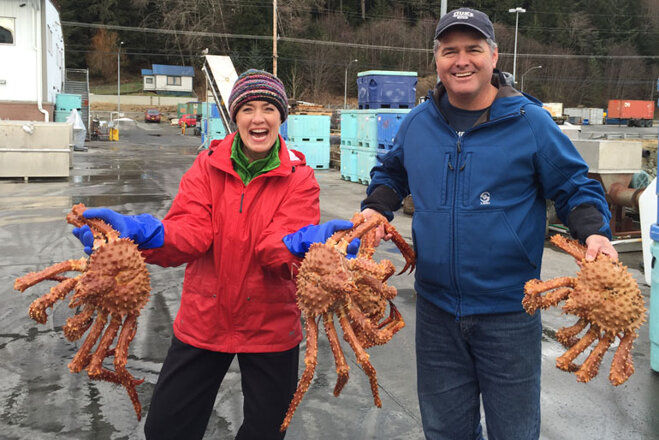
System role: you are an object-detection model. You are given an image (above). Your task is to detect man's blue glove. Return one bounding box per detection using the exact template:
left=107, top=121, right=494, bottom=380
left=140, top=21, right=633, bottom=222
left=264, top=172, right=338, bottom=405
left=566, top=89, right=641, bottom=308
left=283, top=219, right=360, bottom=259
left=72, top=208, right=164, bottom=255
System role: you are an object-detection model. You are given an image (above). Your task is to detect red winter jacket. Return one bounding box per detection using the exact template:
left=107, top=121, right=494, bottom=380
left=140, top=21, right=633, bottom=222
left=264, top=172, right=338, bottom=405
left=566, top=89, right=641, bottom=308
left=142, top=133, right=320, bottom=353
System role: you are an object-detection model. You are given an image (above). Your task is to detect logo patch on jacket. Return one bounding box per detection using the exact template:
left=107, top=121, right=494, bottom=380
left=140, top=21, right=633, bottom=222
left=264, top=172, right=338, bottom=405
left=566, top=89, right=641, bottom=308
left=480, top=192, right=491, bottom=205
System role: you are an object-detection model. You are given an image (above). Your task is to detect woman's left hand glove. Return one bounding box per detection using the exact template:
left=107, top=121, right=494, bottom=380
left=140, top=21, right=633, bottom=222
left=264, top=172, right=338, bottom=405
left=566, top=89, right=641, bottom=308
left=72, top=208, right=164, bottom=255
left=283, top=220, right=360, bottom=259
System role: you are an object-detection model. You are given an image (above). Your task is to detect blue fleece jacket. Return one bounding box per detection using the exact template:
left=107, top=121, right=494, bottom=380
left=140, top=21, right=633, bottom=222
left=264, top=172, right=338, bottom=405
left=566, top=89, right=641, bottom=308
left=365, top=79, right=611, bottom=317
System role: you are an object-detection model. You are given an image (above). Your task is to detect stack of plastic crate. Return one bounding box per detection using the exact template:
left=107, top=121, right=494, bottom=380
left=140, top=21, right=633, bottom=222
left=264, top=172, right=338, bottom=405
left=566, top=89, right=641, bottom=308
left=286, top=114, right=331, bottom=169
left=376, top=110, right=410, bottom=166
left=351, top=109, right=411, bottom=185
left=339, top=110, right=359, bottom=181
left=339, top=71, right=416, bottom=185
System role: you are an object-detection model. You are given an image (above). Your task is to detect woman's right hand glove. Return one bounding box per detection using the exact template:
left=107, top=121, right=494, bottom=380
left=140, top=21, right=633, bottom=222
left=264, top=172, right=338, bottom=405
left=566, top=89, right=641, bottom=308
left=283, top=220, right=359, bottom=258
left=72, top=208, right=164, bottom=255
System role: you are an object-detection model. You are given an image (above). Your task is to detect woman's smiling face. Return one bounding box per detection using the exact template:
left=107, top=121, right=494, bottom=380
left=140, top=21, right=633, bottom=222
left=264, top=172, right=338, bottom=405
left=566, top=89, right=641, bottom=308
left=235, top=100, right=281, bottom=162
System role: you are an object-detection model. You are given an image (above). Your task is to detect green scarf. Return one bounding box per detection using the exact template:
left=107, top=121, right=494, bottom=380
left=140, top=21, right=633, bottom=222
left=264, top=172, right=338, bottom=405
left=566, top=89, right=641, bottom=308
left=231, top=134, right=281, bottom=185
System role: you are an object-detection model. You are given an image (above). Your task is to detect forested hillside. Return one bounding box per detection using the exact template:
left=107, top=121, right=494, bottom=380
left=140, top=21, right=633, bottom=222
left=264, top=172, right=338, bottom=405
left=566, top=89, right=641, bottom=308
left=59, top=0, right=659, bottom=106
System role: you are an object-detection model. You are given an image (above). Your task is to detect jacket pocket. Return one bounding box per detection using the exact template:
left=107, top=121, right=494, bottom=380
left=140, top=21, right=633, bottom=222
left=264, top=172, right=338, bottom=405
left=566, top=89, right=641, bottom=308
left=412, top=209, right=453, bottom=291
left=457, top=209, right=535, bottom=293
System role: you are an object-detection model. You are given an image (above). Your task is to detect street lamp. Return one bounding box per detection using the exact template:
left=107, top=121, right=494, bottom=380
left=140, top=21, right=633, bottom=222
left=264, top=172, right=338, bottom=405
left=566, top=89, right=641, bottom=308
left=117, top=41, right=124, bottom=113
left=521, top=65, right=542, bottom=93
left=508, top=7, right=526, bottom=85
left=344, top=59, right=358, bottom=109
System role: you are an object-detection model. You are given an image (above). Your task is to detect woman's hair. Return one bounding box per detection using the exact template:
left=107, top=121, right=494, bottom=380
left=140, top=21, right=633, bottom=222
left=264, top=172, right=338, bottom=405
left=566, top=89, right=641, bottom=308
left=228, top=69, right=288, bottom=122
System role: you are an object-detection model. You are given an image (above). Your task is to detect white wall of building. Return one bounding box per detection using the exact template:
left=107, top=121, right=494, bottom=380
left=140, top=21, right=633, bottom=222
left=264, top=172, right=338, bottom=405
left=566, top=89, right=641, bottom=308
left=43, top=0, right=64, bottom=103
left=0, top=0, right=63, bottom=104
left=154, top=74, right=194, bottom=93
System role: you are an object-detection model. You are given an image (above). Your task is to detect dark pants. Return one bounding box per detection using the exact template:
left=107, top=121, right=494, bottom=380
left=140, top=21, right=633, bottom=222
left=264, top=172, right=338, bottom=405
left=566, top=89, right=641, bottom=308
left=144, top=335, right=300, bottom=440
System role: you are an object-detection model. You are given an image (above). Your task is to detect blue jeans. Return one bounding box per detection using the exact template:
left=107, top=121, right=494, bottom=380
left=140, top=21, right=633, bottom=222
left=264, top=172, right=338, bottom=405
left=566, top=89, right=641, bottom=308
left=416, top=295, right=541, bottom=440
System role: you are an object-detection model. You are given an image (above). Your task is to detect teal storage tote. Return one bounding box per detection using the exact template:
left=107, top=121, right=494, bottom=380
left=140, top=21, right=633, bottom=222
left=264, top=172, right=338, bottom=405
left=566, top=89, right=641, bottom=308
left=340, top=145, right=359, bottom=182
left=356, top=146, right=377, bottom=185
left=287, top=114, right=330, bottom=143
left=55, top=93, right=82, bottom=112
left=356, top=110, right=379, bottom=149
left=340, top=110, right=359, bottom=146
left=288, top=141, right=330, bottom=169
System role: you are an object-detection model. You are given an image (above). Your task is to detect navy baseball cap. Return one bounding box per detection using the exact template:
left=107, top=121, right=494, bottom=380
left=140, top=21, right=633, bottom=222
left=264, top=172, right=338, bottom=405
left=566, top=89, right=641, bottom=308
left=434, top=8, right=496, bottom=41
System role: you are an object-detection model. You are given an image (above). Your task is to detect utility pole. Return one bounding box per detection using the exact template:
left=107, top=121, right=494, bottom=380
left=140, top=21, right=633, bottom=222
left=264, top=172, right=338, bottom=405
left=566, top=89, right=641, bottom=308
left=117, top=41, right=124, bottom=113
left=273, top=0, right=277, bottom=76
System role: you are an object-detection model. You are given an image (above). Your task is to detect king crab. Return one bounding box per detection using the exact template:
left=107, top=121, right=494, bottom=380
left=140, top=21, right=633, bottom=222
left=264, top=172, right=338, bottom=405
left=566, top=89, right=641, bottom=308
left=14, top=203, right=151, bottom=419
left=280, top=212, right=416, bottom=431
left=522, top=234, right=646, bottom=386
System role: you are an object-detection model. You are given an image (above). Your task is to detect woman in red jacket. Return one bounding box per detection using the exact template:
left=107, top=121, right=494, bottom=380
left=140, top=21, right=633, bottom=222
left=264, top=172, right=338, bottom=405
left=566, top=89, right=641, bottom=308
left=73, top=69, right=357, bottom=439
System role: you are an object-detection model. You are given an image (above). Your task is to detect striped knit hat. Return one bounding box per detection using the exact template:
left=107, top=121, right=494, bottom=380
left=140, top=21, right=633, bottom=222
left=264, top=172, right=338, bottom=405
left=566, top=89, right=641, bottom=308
left=228, top=69, right=288, bottom=123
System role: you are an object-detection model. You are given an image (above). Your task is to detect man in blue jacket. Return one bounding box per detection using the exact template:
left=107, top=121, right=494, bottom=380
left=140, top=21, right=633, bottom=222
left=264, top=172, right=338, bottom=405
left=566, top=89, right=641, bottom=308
left=361, top=7, right=617, bottom=440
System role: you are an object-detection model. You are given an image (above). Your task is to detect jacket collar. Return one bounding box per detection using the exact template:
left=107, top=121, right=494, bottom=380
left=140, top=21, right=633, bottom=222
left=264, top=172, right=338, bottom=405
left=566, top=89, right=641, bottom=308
left=208, top=132, right=306, bottom=178
left=430, top=70, right=538, bottom=127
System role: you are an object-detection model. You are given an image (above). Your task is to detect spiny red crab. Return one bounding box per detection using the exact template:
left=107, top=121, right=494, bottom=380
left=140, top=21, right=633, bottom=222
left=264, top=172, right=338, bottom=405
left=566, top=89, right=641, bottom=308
left=14, top=203, right=151, bottom=419
left=280, top=212, right=416, bottom=431
left=522, top=234, right=646, bottom=386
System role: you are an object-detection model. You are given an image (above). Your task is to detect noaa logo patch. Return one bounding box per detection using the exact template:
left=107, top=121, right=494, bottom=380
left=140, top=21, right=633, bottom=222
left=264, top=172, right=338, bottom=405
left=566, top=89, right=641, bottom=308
left=479, top=192, right=491, bottom=205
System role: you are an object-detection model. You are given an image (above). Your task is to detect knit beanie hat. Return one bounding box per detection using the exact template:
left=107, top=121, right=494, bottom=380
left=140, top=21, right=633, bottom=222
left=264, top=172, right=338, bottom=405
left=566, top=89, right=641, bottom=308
left=228, top=69, right=288, bottom=123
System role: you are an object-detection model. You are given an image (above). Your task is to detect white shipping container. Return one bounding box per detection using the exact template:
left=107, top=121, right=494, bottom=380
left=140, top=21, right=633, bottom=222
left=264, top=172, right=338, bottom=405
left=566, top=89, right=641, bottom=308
left=564, top=108, right=604, bottom=125
left=542, top=102, right=563, bottom=118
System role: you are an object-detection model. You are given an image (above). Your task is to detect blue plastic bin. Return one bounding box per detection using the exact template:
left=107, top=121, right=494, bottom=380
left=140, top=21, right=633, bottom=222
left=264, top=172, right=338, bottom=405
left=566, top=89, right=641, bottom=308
left=357, top=70, right=417, bottom=110
left=286, top=114, right=330, bottom=143
left=376, top=110, right=410, bottom=145
left=340, top=145, right=359, bottom=182
left=340, top=110, right=359, bottom=146
left=201, top=102, right=220, bottom=118
left=356, top=110, right=379, bottom=149
left=280, top=120, right=288, bottom=140
left=356, top=146, right=377, bottom=185
left=288, top=140, right=330, bottom=169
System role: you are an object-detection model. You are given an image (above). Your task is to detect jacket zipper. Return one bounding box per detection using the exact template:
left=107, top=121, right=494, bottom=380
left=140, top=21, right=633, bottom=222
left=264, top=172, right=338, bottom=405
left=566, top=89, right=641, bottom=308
left=452, top=134, right=462, bottom=320
left=451, top=112, right=524, bottom=319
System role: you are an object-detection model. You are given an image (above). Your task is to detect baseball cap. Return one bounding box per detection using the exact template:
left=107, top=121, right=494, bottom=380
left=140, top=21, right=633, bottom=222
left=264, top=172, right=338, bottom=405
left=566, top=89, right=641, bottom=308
left=434, top=8, right=495, bottom=41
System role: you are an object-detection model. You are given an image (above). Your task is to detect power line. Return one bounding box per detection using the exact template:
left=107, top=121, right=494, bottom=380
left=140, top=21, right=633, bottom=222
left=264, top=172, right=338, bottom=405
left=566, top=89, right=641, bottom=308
left=62, top=21, right=659, bottom=60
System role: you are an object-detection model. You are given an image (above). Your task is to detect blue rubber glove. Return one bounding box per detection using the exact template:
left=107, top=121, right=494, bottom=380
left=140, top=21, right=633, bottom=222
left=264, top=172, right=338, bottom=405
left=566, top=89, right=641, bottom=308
left=72, top=208, right=164, bottom=255
left=345, top=237, right=360, bottom=260
left=283, top=219, right=356, bottom=258
left=72, top=224, right=95, bottom=255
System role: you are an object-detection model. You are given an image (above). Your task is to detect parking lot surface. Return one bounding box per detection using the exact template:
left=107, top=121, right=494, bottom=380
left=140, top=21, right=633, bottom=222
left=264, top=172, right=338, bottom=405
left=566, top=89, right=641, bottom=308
left=0, top=121, right=657, bottom=439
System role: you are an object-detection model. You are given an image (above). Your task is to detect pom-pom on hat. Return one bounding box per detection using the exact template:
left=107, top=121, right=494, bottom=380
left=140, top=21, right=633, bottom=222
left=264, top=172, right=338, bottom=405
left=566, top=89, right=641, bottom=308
left=228, top=69, right=288, bottom=123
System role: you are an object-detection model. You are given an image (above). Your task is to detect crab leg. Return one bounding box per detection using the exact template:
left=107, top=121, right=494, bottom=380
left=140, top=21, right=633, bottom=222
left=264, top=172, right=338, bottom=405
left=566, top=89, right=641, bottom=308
left=323, top=312, right=350, bottom=397
left=25, top=277, right=79, bottom=324
left=556, top=326, right=599, bottom=372
left=346, top=301, right=405, bottom=347
left=63, top=304, right=95, bottom=341
left=556, top=318, right=588, bottom=348
left=14, top=258, right=87, bottom=292
left=280, top=316, right=320, bottom=432
left=69, top=312, right=108, bottom=373
left=575, top=332, right=614, bottom=383
left=88, top=314, right=121, bottom=376
left=337, top=307, right=382, bottom=407
left=609, top=331, right=637, bottom=385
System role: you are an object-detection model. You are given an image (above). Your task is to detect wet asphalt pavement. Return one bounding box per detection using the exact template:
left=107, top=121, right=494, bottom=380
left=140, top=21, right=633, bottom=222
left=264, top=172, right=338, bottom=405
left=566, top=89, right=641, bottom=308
left=1, top=120, right=658, bottom=440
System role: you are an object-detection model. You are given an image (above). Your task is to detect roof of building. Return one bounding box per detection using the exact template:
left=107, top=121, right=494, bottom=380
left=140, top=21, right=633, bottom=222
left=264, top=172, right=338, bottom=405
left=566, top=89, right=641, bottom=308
left=150, top=64, right=195, bottom=77
left=141, top=69, right=153, bottom=76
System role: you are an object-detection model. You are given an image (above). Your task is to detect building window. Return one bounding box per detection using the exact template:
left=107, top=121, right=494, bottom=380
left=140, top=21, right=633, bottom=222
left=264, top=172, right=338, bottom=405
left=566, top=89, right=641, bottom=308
left=0, top=17, right=15, bottom=45
left=145, top=77, right=154, bottom=84
left=167, top=76, right=182, bottom=86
